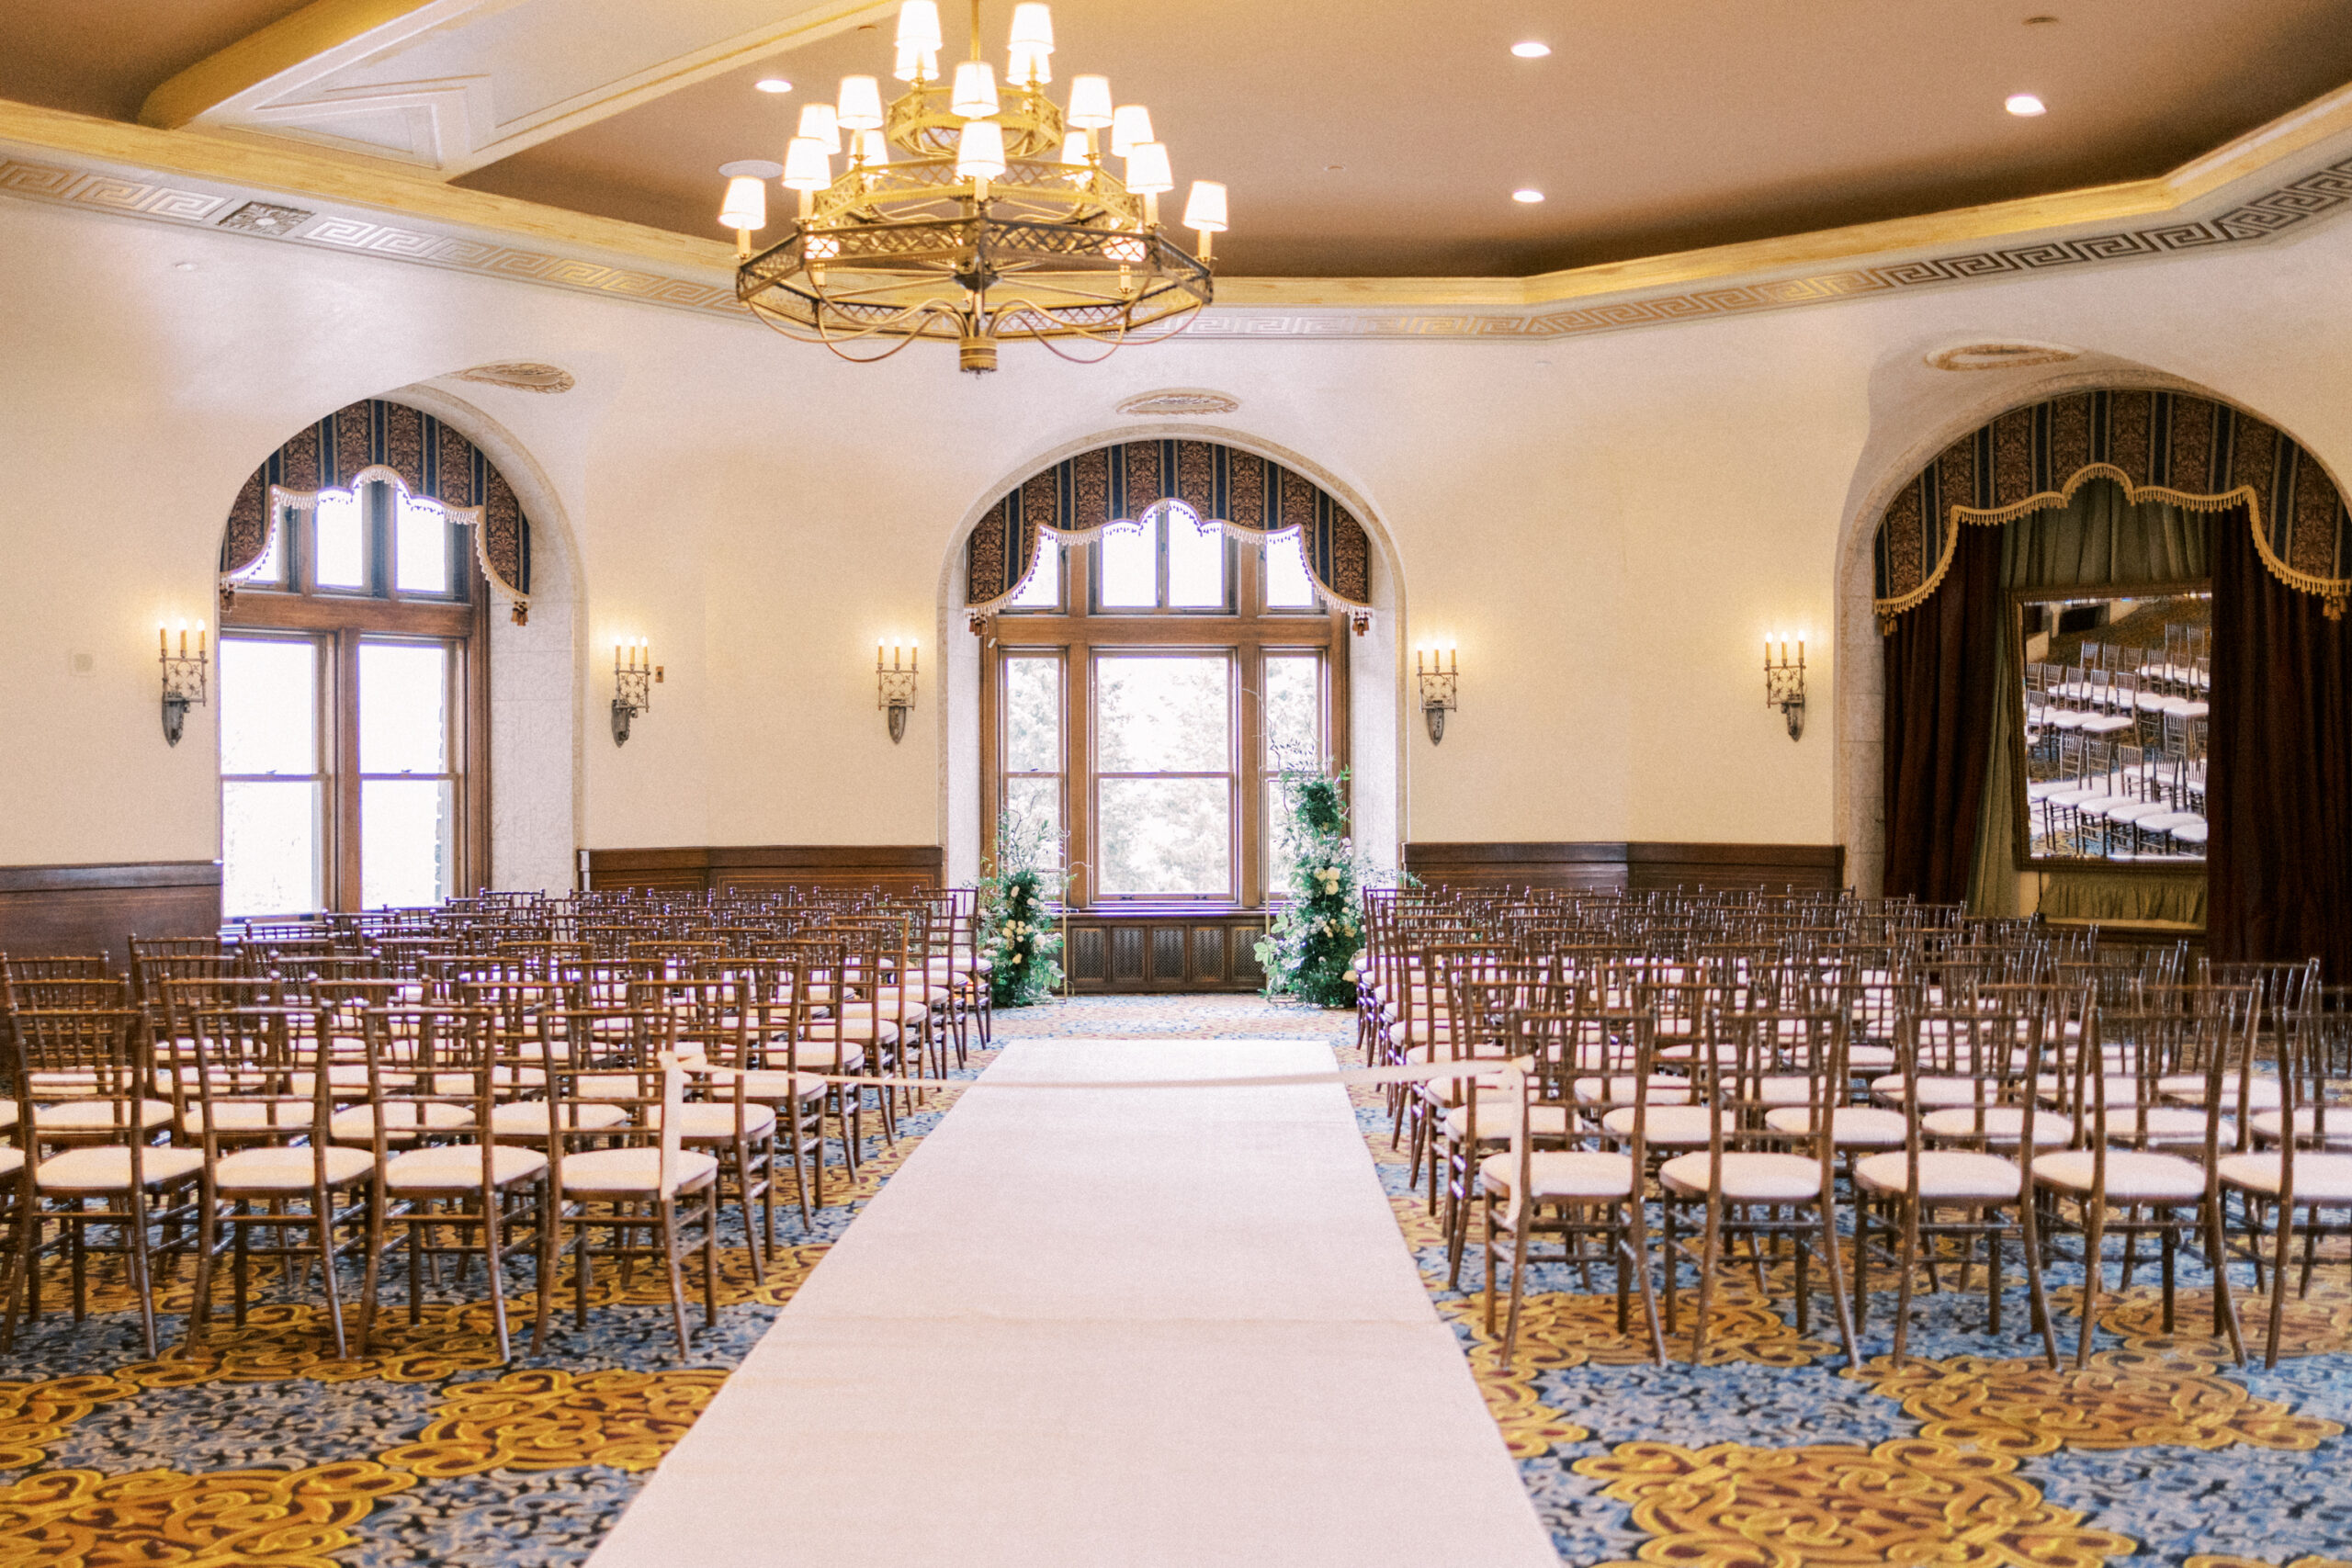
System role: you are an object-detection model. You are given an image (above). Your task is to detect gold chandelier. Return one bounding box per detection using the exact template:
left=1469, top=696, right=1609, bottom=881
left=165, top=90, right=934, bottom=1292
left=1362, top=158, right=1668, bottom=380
left=718, top=0, right=1226, bottom=373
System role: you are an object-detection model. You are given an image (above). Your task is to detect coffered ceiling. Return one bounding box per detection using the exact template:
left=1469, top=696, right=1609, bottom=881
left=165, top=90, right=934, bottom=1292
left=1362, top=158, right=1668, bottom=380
left=4, top=0, right=2351, bottom=278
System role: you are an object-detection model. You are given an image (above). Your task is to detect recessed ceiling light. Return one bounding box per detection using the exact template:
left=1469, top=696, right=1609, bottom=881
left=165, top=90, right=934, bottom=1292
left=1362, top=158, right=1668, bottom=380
left=1512, top=187, right=1544, bottom=203
left=1324, top=163, right=1345, bottom=172
left=754, top=77, right=792, bottom=94
left=173, top=260, right=199, bottom=272
left=1510, top=39, right=1551, bottom=58
left=2006, top=92, right=2046, bottom=117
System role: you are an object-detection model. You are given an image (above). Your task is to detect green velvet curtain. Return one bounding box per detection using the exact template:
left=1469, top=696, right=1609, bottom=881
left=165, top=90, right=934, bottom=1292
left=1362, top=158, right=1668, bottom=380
left=1965, top=479, right=2210, bottom=922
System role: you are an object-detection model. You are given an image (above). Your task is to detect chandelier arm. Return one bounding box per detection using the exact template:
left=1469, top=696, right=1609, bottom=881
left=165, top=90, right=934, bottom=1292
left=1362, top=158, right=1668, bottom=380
left=747, top=294, right=956, bottom=345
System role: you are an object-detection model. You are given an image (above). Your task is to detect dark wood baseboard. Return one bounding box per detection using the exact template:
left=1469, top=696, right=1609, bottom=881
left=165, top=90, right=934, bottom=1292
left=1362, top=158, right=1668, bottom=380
left=584, top=845, right=944, bottom=897
left=1062, top=907, right=1271, bottom=993
left=0, top=862, right=223, bottom=963
left=1403, top=841, right=1847, bottom=895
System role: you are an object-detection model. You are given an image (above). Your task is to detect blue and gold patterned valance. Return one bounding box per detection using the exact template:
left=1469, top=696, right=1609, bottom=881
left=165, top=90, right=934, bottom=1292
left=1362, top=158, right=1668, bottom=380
left=223, top=399, right=533, bottom=621
left=1873, top=389, right=2351, bottom=630
left=965, top=439, right=1373, bottom=613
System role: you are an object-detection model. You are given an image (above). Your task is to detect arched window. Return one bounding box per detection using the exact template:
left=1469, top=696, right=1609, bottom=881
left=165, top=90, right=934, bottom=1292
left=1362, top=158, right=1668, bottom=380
left=215, top=400, right=531, bottom=918
left=979, top=497, right=1349, bottom=908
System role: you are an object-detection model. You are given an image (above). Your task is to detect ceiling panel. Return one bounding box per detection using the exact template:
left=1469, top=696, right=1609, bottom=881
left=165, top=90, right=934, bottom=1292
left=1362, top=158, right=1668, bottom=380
left=0, top=0, right=317, bottom=122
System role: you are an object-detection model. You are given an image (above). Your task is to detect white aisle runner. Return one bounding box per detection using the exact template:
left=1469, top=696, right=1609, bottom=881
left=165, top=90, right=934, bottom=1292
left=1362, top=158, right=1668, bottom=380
left=589, top=1038, right=1558, bottom=1567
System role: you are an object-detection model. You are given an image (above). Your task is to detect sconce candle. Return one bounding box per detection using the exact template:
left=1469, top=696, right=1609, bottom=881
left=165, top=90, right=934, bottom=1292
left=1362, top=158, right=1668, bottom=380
left=158, top=618, right=209, bottom=746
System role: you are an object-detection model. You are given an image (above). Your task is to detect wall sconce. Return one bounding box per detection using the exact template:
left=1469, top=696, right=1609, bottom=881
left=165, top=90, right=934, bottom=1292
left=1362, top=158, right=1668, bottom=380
left=612, top=637, right=660, bottom=746
left=158, top=618, right=208, bottom=746
left=877, top=639, right=919, bottom=743
left=1414, top=643, right=1458, bottom=744
left=1765, top=635, right=1806, bottom=741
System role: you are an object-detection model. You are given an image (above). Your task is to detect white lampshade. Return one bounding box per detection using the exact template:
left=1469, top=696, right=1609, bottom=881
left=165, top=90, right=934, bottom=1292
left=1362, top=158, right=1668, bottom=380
left=1125, top=140, right=1172, bottom=195
left=836, top=74, right=884, bottom=130
left=1066, top=73, right=1113, bottom=128
left=781, top=136, right=832, bottom=191
left=956, top=118, right=1008, bottom=179
left=1007, top=42, right=1051, bottom=85
left=1008, top=3, right=1055, bottom=51
left=856, top=129, right=891, bottom=166
left=1182, top=179, right=1227, bottom=231
left=719, top=175, right=768, bottom=231
left=951, top=59, right=1001, bottom=118
left=894, top=41, right=936, bottom=82
left=1109, top=104, right=1153, bottom=158
left=1060, top=131, right=1089, bottom=166
left=895, top=0, right=943, bottom=53
left=796, top=101, right=840, bottom=152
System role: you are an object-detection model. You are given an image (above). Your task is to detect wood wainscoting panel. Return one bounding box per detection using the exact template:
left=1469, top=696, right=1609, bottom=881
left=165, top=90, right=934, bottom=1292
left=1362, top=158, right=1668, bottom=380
left=585, top=845, right=944, bottom=897
left=0, top=862, right=223, bottom=962
left=1404, top=841, right=1847, bottom=895
left=1062, top=908, right=1272, bottom=993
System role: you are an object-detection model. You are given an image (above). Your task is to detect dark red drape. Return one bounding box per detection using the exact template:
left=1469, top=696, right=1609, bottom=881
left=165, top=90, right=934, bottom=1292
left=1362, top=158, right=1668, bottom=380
left=1882, top=525, right=2006, bottom=905
left=2209, top=503, right=2352, bottom=976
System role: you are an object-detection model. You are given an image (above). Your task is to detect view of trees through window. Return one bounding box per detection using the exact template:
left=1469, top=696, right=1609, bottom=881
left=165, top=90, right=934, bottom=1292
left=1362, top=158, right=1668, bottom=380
left=987, top=498, right=1342, bottom=908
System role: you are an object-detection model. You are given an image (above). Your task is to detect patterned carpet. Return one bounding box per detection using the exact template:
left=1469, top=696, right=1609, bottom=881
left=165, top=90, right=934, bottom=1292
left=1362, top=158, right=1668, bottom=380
left=0, top=995, right=2346, bottom=1565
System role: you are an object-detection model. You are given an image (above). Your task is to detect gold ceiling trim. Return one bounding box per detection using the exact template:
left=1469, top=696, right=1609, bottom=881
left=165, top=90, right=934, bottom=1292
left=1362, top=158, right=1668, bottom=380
left=138, top=0, right=458, bottom=130
left=4, top=94, right=2352, bottom=340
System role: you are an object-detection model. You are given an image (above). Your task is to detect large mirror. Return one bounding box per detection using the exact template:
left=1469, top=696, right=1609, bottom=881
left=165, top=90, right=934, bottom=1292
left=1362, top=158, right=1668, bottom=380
left=2016, top=589, right=2210, bottom=864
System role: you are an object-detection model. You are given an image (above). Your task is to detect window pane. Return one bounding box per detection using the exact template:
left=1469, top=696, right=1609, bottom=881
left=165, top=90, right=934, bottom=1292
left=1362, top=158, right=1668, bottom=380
left=223, top=781, right=323, bottom=917
left=1096, top=655, right=1228, bottom=772
left=395, top=493, right=451, bottom=595
left=362, top=779, right=455, bottom=908
left=1008, top=534, right=1061, bottom=610
left=219, top=637, right=316, bottom=775
left=360, top=642, right=449, bottom=774
left=1004, top=656, right=1062, bottom=773
left=312, top=492, right=366, bottom=589
left=1262, top=654, right=1320, bottom=768
left=235, top=511, right=288, bottom=587
left=1098, top=778, right=1230, bottom=897
left=1098, top=520, right=1156, bottom=607
left=1003, top=774, right=1064, bottom=878
left=1265, top=531, right=1317, bottom=608
left=1166, top=505, right=1225, bottom=607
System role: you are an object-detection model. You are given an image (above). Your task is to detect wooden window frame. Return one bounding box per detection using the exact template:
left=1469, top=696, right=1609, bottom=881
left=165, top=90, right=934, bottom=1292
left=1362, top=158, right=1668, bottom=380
left=981, top=526, right=1349, bottom=911
left=222, top=479, right=490, bottom=912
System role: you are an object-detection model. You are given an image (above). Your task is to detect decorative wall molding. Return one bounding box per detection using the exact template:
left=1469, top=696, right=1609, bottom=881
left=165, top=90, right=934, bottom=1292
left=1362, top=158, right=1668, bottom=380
left=1115, top=388, right=1241, bottom=416
left=4, top=106, right=2352, bottom=344
left=583, top=845, right=944, bottom=896
left=452, top=361, right=577, bottom=393
left=1926, top=342, right=2085, bottom=372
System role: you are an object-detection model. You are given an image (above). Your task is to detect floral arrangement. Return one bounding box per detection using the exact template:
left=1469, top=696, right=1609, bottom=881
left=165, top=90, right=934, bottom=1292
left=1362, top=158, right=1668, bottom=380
left=978, top=811, right=1065, bottom=1008
left=1253, top=768, right=1380, bottom=1009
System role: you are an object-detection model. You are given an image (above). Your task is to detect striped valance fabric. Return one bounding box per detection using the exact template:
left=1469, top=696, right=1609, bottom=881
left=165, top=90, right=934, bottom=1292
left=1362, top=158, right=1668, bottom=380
left=966, top=439, right=1373, bottom=612
left=1873, top=389, right=2350, bottom=629
left=223, top=399, right=532, bottom=620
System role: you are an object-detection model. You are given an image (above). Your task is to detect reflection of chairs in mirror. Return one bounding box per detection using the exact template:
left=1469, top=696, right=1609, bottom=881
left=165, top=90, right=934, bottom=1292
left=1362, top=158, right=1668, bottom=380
left=2021, top=604, right=2209, bottom=863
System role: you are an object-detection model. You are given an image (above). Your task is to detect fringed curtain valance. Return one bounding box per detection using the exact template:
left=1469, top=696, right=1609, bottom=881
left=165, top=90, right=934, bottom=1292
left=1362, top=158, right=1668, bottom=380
left=1872, top=389, right=2351, bottom=631
left=224, top=399, right=533, bottom=622
left=965, top=440, right=1374, bottom=614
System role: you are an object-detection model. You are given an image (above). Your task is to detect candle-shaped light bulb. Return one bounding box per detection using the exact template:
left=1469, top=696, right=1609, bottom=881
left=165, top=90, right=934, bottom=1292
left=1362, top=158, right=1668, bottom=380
left=1797, top=638, right=1804, bottom=664
left=910, top=638, right=919, bottom=673
left=176, top=618, right=188, bottom=655
left=160, top=623, right=169, bottom=655
left=876, top=640, right=886, bottom=668
left=197, top=620, right=207, bottom=658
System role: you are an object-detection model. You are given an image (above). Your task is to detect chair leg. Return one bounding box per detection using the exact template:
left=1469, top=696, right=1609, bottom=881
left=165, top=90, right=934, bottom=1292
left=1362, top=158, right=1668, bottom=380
left=313, top=1187, right=349, bottom=1359
left=1690, top=1195, right=1723, bottom=1366
left=2075, top=1195, right=2109, bottom=1369
left=659, top=1197, right=691, bottom=1357
left=1627, top=1203, right=1668, bottom=1365
left=1499, top=1204, right=1534, bottom=1371
left=1816, top=1201, right=1860, bottom=1369
left=2018, top=1191, right=2059, bottom=1370
left=1891, top=1197, right=1920, bottom=1368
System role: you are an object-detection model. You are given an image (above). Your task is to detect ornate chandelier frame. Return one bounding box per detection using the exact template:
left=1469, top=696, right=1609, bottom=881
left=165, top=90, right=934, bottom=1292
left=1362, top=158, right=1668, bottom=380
left=725, top=1, right=1223, bottom=373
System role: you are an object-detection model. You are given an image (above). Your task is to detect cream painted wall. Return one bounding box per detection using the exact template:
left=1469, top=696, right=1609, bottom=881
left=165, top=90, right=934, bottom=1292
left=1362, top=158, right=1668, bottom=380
left=4, top=189, right=2351, bottom=884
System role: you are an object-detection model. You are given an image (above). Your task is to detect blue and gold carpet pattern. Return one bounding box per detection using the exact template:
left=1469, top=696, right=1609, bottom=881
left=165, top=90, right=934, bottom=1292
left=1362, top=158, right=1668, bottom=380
left=0, top=996, right=2345, bottom=1564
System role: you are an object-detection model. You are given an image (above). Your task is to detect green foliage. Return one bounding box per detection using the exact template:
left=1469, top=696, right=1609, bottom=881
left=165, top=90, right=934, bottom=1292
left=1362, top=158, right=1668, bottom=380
left=1253, top=768, right=1378, bottom=1010
left=978, top=811, right=1065, bottom=1008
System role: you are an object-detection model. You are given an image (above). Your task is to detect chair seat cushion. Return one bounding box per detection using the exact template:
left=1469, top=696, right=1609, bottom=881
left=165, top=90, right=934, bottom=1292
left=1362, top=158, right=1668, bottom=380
left=329, top=1101, right=475, bottom=1141
left=1922, top=1106, right=2071, bottom=1147
left=178, top=1100, right=316, bottom=1134
left=2162, top=1075, right=2281, bottom=1109
left=1573, top=1075, right=1690, bottom=1107
left=2090, top=1106, right=2226, bottom=1146
left=708, top=1069, right=834, bottom=1102
left=487, top=1100, right=632, bottom=1137
left=2031, top=1148, right=2205, bottom=1202
left=2217, top=1151, right=2352, bottom=1202
left=381, top=1144, right=548, bottom=1191
left=2251, top=1108, right=2352, bottom=1146
left=1441, top=1103, right=1574, bottom=1143
left=1600, top=1105, right=1734, bottom=1145
left=1762, top=1106, right=1909, bottom=1148
left=1853, top=1149, right=2023, bottom=1201
left=1477, top=1149, right=1634, bottom=1201
left=646, top=1101, right=780, bottom=1140
left=213, top=1145, right=373, bottom=1191
left=559, top=1146, right=718, bottom=1197
left=1871, top=1075, right=1991, bottom=1107
left=36, top=1145, right=204, bottom=1192
left=1658, top=1150, right=1824, bottom=1202
left=35, top=1099, right=174, bottom=1132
